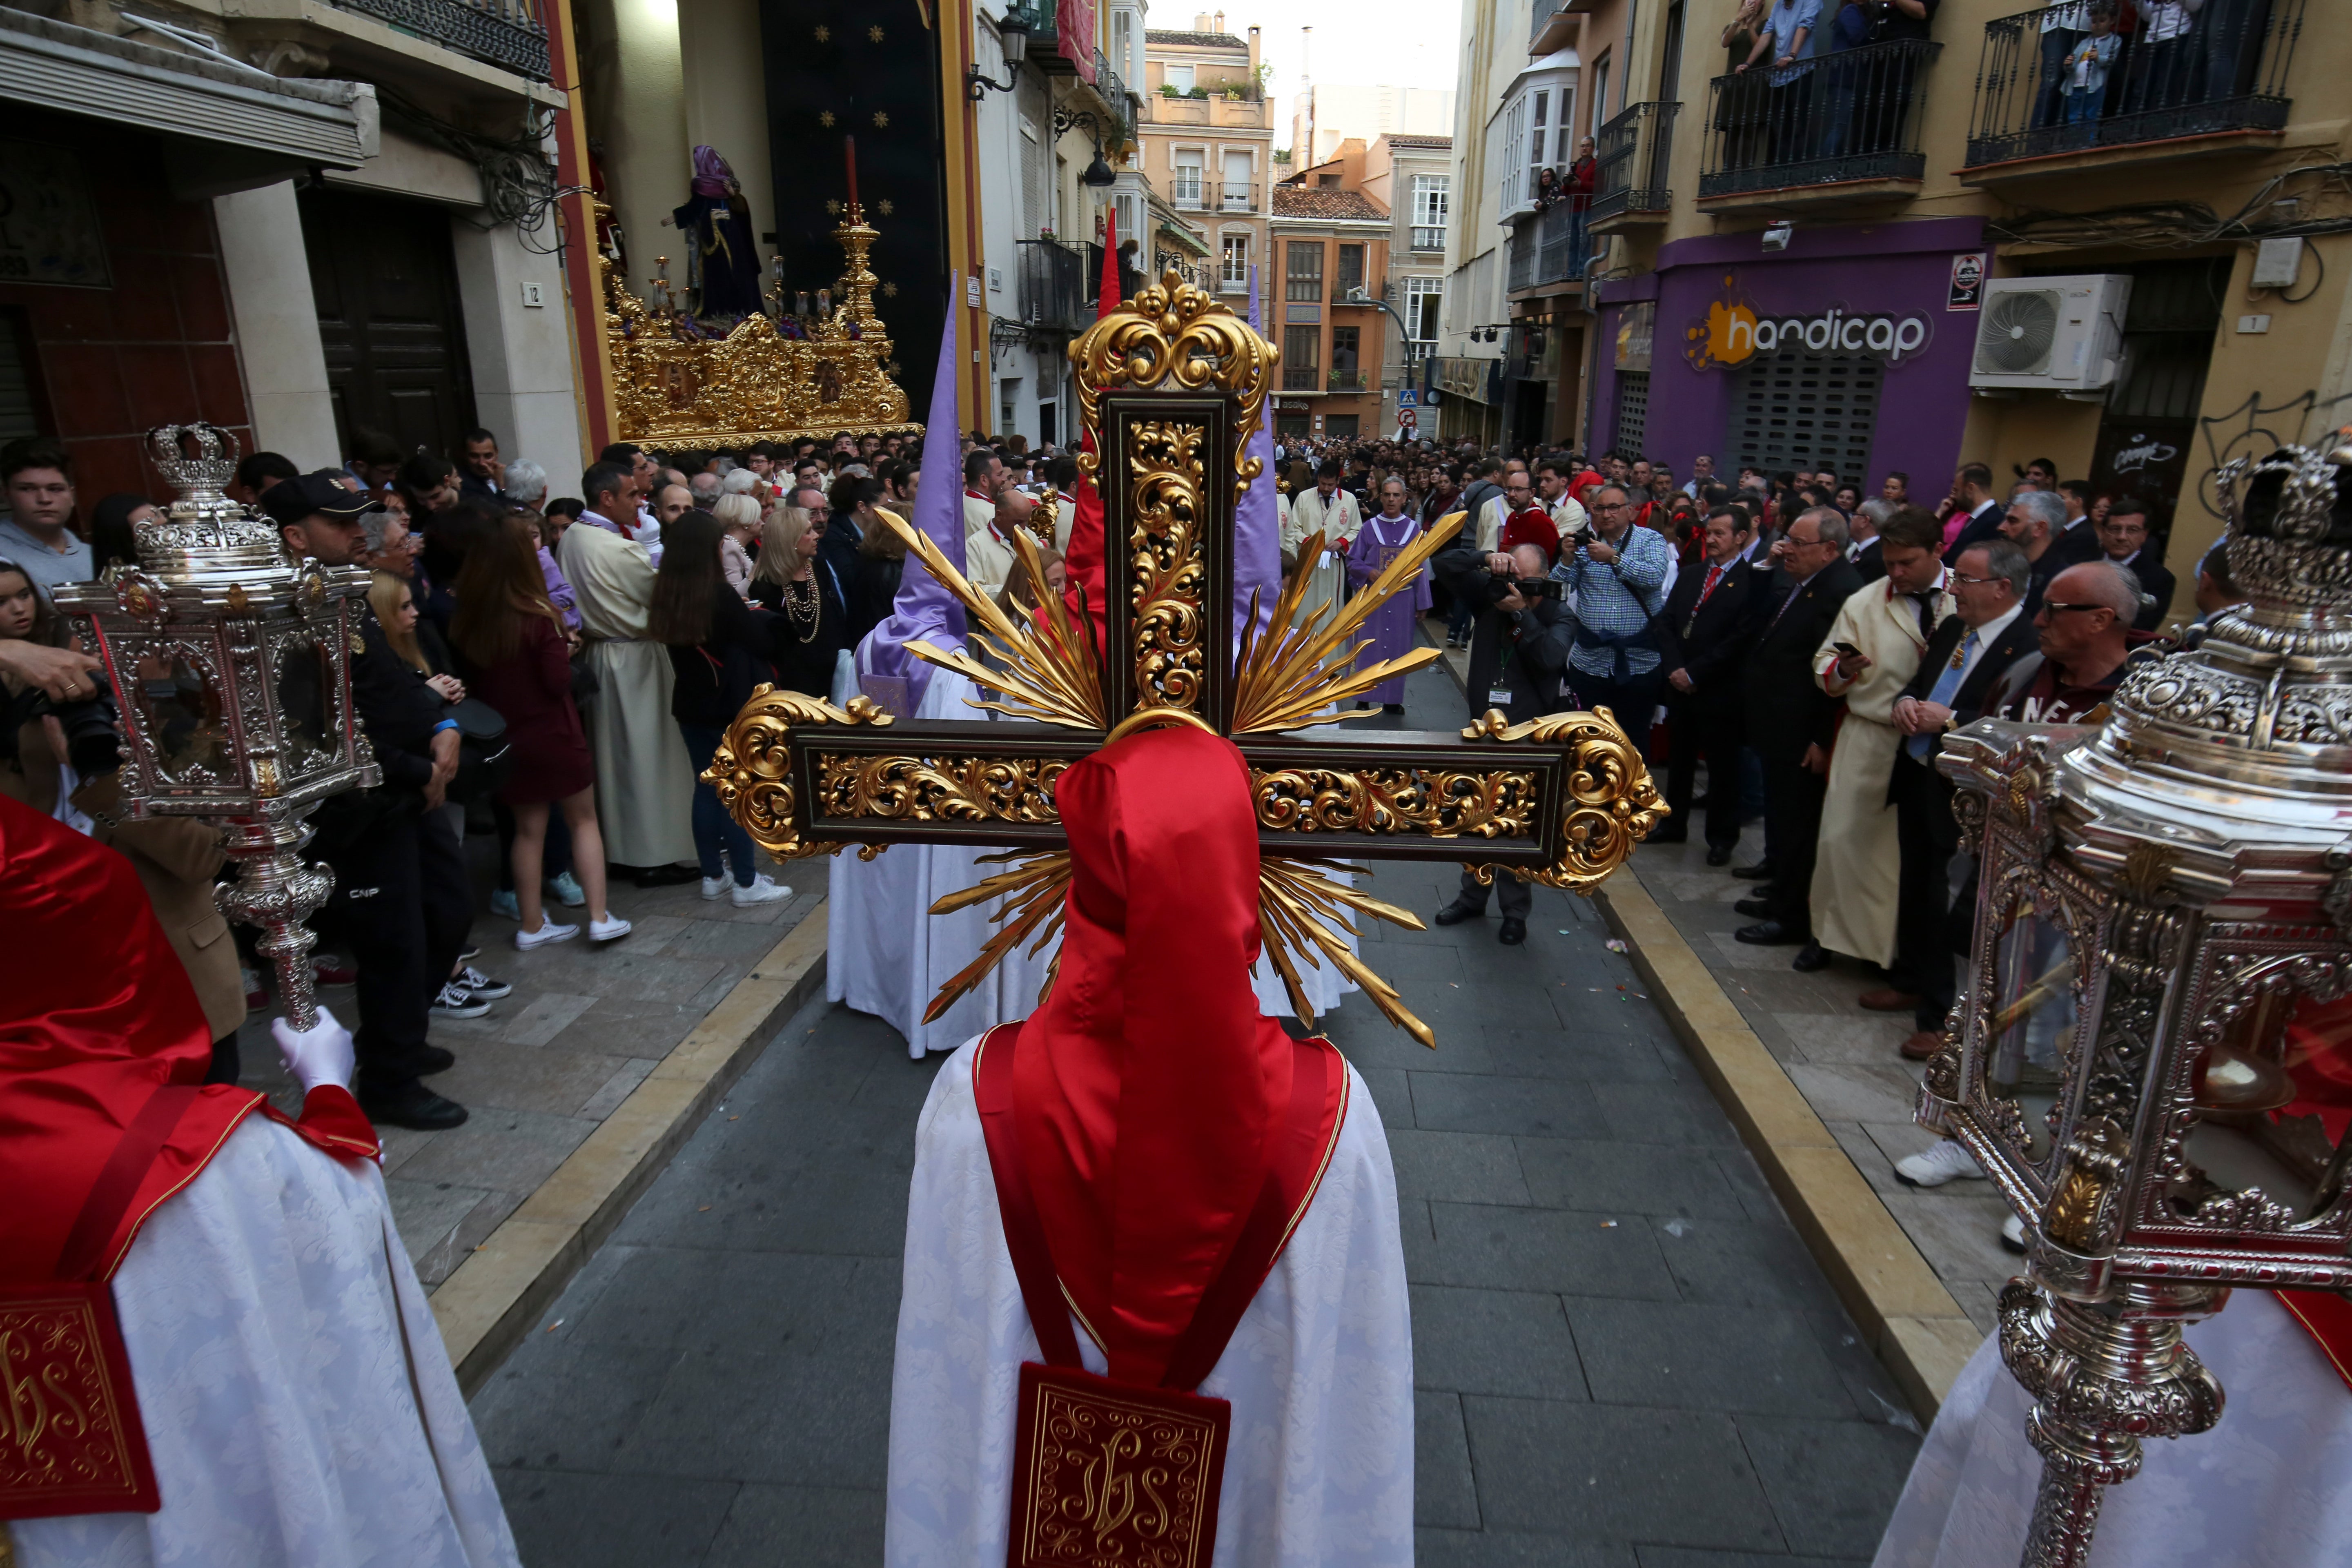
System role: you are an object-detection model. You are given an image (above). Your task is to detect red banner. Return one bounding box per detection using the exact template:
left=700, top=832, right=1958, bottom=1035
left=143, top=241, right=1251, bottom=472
left=1057, top=0, right=1095, bottom=82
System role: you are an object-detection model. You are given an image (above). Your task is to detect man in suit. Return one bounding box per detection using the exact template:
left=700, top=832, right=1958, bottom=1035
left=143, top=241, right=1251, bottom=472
left=1999, top=487, right=2072, bottom=612
left=1654, top=505, right=1769, bottom=864
left=1870, top=539, right=2039, bottom=1062
left=1735, top=508, right=1863, bottom=960
left=1939, top=462, right=2003, bottom=566
left=2051, top=480, right=2105, bottom=567
left=2098, top=494, right=2176, bottom=631
left=1849, top=498, right=1891, bottom=584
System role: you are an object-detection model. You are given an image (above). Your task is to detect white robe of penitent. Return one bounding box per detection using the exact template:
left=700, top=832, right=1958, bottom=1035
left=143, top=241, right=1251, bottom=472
left=12, top=1118, right=521, bottom=1568
left=883, top=1038, right=1414, bottom=1568
left=1873, top=1290, right=2352, bottom=1568
left=559, top=522, right=697, bottom=870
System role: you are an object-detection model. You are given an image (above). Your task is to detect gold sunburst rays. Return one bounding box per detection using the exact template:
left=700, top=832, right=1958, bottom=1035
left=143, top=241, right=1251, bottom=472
left=873, top=507, right=1107, bottom=731
left=921, top=848, right=1074, bottom=1023
left=1229, top=511, right=1463, bottom=735
left=1261, top=856, right=1434, bottom=1048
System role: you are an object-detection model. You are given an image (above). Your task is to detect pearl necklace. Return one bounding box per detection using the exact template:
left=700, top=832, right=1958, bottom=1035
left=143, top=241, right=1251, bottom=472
left=783, top=574, right=821, bottom=643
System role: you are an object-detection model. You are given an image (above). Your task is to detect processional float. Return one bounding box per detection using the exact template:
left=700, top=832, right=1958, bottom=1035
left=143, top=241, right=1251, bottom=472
left=1920, top=437, right=2352, bottom=1565
left=708, top=268, right=1668, bottom=1045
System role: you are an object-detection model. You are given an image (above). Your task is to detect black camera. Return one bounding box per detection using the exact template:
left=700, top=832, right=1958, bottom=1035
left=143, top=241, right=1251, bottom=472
left=1515, top=577, right=1564, bottom=601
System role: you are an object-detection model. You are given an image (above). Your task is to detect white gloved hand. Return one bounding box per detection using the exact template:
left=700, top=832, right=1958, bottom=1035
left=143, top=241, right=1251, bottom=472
left=271, top=1005, right=355, bottom=1096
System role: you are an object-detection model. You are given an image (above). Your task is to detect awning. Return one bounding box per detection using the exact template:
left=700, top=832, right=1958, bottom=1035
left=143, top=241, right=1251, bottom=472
left=0, top=9, right=376, bottom=184
left=1156, top=219, right=1209, bottom=258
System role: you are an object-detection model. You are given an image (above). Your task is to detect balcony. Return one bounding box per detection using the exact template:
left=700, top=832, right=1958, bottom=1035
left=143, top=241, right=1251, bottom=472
left=1411, top=225, right=1447, bottom=252
left=1139, top=87, right=1270, bottom=128
left=1589, top=100, right=1679, bottom=226
left=1327, top=368, right=1368, bottom=392
left=1963, top=0, right=2305, bottom=177
left=1282, top=364, right=1323, bottom=392
left=1017, top=238, right=1090, bottom=336
left=1331, top=280, right=1370, bottom=304
left=1528, top=0, right=1600, bottom=55
left=1506, top=201, right=1590, bottom=294
left=1171, top=176, right=1205, bottom=210
left=330, top=0, right=550, bottom=78
left=1220, top=184, right=1257, bottom=212
left=1696, top=40, right=1941, bottom=210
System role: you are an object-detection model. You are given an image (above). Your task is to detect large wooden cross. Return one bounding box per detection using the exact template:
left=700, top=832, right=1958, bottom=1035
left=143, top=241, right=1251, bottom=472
left=710, top=272, right=1665, bottom=1045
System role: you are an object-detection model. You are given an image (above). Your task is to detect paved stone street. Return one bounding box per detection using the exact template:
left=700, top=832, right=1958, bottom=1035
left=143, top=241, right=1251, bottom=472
left=468, top=664, right=1922, bottom=1566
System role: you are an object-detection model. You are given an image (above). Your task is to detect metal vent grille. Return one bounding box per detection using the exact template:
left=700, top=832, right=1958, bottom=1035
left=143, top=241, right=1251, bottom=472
left=1725, top=350, right=1882, bottom=484
left=1615, top=371, right=1650, bottom=459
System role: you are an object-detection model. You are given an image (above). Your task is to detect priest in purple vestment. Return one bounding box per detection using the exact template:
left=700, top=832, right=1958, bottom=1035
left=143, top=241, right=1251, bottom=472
left=1346, top=477, right=1434, bottom=711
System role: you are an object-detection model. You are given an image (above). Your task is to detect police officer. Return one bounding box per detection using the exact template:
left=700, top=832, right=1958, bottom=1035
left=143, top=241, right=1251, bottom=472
left=264, top=475, right=473, bottom=1129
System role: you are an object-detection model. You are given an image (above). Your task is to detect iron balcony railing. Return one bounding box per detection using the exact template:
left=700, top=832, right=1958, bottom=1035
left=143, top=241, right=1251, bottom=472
left=1172, top=176, right=1205, bottom=207
left=1328, top=368, right=1368, bottom=391
left=330, top=0, right=549, bottom=78
left=1411, top=225, right=1447, bottom=252
left=1282, top=364, right=1321, bottom=391
left=1965, top=0, right=2304, bottom=167
left=1507, top=201, right=1591, bottom=291
left=1698, top=39, right=1941, bottom=197
left=1403, top=340, right=1436, bottom=368
left=1017, top=238, right=1089, bottom=334
left=1221, top=184, right=1256, bottom=211
left=1590, top=100, right=1679, bottom=220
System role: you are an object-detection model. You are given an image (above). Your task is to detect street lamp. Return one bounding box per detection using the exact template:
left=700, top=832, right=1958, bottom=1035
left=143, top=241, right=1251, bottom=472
left=1921, top=437, right=2352, bottom=1565
left=969, top=6, right=1028, bottom=99
left=50, top=424, right=376, bottom=1028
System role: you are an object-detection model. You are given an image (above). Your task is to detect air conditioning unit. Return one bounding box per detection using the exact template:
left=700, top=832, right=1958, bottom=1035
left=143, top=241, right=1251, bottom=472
left=1969, top=274, right=2132, bottom=392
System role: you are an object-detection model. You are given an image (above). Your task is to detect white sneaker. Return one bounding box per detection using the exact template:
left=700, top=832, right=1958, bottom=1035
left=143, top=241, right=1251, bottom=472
left=701, top=875, right=728, bottom=900
left=1893, top=1138, right=1985, bottom=1188
left=730, top=873, right=791, bottom=907
left=515, top=918, right=578, bottom=951
left=2000, top=1212, right=2027, bottom=1254
left=589, top=913, right=634, bottom=942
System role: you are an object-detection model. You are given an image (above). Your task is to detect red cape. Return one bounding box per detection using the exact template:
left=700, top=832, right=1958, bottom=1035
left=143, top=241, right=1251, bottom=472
left=0, top=793, right=377, bottom=1289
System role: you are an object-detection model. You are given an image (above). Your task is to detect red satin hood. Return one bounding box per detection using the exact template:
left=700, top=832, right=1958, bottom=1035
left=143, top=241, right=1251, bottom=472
left=1009, top=724, right=1335, bottom=1386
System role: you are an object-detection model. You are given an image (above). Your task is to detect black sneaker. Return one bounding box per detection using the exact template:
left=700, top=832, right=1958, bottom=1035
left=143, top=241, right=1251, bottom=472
left=358, top=1081, right=470, bottom=1131
left=455, top=965, right=512, bottom=1001
left=428, top=982, right=492, bottom=1020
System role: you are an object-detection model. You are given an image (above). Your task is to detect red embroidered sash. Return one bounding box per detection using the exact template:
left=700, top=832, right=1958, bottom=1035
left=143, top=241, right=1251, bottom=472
left=973, top=1024, right=1344, bottom=1568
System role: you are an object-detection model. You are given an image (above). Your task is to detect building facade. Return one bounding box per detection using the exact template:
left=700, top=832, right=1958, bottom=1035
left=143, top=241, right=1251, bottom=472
left=1360, top=134, right=1452, bottom=441
left=1291, top=82, right=1457, bottom=170
left=1135, top=20, right=1271, bottom=309
left=1269, top=150, right=1391, bottom=443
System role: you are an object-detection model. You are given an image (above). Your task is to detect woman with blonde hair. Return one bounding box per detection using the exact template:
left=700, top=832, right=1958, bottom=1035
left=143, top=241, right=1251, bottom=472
left=712, top=491, right=762, bottom=597
left=748, top=498, right=846, bottom=695
left=450, top=515, right=627, bottom=949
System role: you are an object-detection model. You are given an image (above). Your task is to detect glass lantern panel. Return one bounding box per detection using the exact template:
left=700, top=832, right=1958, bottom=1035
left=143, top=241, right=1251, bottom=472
left=1989, top=892, right=2076, bottom=1165
left=131, top=651, right=230, bottom=783
left=274, top=635, right=339, bottom=776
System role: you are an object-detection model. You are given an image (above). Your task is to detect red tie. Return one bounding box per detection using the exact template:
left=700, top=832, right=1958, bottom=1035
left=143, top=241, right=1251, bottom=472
left=1699, top=564, right=1724, bottom=604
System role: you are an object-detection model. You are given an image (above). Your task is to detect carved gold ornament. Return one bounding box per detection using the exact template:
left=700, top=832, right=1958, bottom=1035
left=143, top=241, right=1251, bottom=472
left=1070, top=268, right=1274, bottom=498
left=1461, top=707, right=1669, bottom=891
left=705, top=689, right=897, bottom=860
left=816, top=753, right=1067, bottom=826
left=599, top=199, right=917, bottom=450
left=1127, top=420, right=1210, bottom=714
left=876, top=511, right=1108, bottom=731
left=1252, top=766, right=1540, bottom=840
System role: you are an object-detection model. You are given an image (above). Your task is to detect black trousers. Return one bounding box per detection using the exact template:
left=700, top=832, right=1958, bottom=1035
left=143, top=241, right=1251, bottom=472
left=1566, top=670, right=1664, bottom=756
left=1889, top=751, right=1960, bottom=1032
left=1760, top=747, right=1828, bottom=938
left=1663, top=691, right=1745, bottom=849
left=1452, top=863, right=1531, bottom=919
left=323, top=806, right=474, bottom=1094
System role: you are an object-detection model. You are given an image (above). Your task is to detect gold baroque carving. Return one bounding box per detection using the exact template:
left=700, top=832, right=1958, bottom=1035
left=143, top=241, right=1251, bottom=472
left=1251, top=767, right=1541, bottom=840
left=704, top=688, right=896, bottom=860
left=1461, top=706, right=1668, bottom=891
left=815, top=753, right=1068, bottom=825
left=1127, top=420, right=1209, bottom=714
left=600, top=201, right=918, bottom=450
left=1070, top=268, right=1271, bottom=497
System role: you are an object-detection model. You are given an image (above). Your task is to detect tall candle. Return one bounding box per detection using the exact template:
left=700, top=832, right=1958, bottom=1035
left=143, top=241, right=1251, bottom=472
left=844, top=135, right=858, bottom=210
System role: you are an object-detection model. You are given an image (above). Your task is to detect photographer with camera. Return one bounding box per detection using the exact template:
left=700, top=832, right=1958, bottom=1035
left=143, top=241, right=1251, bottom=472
left=1559, top=483, right=1675, bottom=735
left=1430, top=537, right=1578, bottom=945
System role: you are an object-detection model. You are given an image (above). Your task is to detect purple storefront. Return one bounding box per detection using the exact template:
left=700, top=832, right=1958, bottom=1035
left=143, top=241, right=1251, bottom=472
left=1591, top=216, right=1987, bottom=494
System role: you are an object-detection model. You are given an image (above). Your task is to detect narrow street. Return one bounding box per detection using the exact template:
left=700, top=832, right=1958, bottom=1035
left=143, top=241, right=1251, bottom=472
left=469, top=665, right=1921, bottom=1567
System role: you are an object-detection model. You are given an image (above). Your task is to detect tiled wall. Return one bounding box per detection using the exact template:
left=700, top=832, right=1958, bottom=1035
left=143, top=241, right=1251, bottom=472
left=3, top=110, right=253, bottom=504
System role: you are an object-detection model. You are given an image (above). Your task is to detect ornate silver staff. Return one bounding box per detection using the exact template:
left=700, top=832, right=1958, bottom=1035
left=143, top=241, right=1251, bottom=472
left=51, top=425, right=378, bottom=1029
left=1918, top=435, right=2352, bottom=1566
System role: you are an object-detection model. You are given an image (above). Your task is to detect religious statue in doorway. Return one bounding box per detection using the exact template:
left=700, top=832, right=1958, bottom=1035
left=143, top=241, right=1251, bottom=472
left=670, top=144, right=764, bottom=322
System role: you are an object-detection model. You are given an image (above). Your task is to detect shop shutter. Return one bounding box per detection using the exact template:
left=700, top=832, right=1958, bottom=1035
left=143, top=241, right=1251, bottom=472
left=1725, top=348, right=1882, bottom=483
left=0, top=310, right=38, bottom=441
left=1614, top=371, right=1650, bottom=458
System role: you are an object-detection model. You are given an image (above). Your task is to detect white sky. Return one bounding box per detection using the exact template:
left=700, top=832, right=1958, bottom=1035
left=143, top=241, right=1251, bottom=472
left=1157, top=0, right=1465, bottom=155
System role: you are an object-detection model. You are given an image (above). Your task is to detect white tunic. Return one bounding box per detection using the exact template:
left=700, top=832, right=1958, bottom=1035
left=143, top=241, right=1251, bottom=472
left=884, top=1040, right=1414, bottom=1568
left=1873, top=1291, right=2352, bottom=1568
left=12, top=1118, right=520, bottom=1568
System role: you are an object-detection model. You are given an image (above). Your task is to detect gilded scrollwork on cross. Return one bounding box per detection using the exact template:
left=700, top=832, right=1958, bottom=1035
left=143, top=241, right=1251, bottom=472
left=1250, top=767, right=1541, bottom=840
left=1458, top=707, right=1668, bottom=891
left=1126, top=420, right=1209, bottom=715
left=814, top=754, right=1068, bottom=826
left=705, top=688, right=897, bottom=861
left=1071, top=268, right=1272, bottom=497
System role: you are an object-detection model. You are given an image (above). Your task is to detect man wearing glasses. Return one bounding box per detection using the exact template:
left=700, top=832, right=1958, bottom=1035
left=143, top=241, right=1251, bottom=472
left=1978, top=559, right=2152, bottom=727
left=1559, top=484, right=1675, bottom=735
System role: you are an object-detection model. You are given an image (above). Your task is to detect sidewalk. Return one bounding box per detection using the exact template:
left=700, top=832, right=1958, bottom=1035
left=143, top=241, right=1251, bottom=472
left=469, top=661, right=1922, bottom=1567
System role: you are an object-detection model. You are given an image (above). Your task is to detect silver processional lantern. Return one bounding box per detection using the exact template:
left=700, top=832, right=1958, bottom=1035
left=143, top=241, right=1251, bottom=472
left=51, top=424, right=377, bottom=1029
left=1918, top=437, right=2352, bottom=1566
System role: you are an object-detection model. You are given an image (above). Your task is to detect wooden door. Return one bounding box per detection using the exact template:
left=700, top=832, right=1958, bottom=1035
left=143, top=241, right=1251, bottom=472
left=299, top=185, right=474, bottom=463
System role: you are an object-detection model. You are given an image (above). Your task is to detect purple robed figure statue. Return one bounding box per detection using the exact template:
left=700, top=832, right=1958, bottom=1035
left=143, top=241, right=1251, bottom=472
left=1345, top=484, right=1432, bottom=710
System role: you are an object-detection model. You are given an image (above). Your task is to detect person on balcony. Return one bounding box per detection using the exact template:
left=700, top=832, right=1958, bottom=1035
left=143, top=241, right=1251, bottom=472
left=2061, top=6, right=2125, bottom=134
left=2034, top=1, right=2094, bottom=127
left=1563, top=138, right=1596, bottom=274
left=1852, top=0, right=1937, bottom=154
left=1737, top=0, right=1823, bottom=165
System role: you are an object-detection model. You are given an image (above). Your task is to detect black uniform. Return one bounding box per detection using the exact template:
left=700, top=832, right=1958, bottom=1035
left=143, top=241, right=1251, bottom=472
left=1741, top=560, right=1864, bottom=940
left=1653, top=554, right=1770, bottom=851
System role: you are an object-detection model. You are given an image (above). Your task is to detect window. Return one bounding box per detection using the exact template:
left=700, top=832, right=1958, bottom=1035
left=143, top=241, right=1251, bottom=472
left=1501, top=96, right=1527, bottom=208
left=1165, top=63, right=1195, bottom=92
left=1411, top=174, right=1449, bottom=251
left=1404, top=276, right=1443, bottom=339
left=1528, top=89, right=1550, bottom=192
left=1554, top=91, right=1577, bottom=164
left=1172, top=151, right=1204, bottom=207
left=1221, top=149, right=1252, bottom=210
left=1283, top=324, right=1320, bottom=390
left=1285, top=241, right=1323, bottom=303
left=1331, top=325, right=1360, bottom=369
left=1335, top=243, right=1365, bottom=299
left=1316, top=173, right=1341, bottom=187
left=1592, top=55, right=1611, bottom=134
left=1221, top=233, right=1249, bottom=290
left=1114, top=10, right=1134, bottom=79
